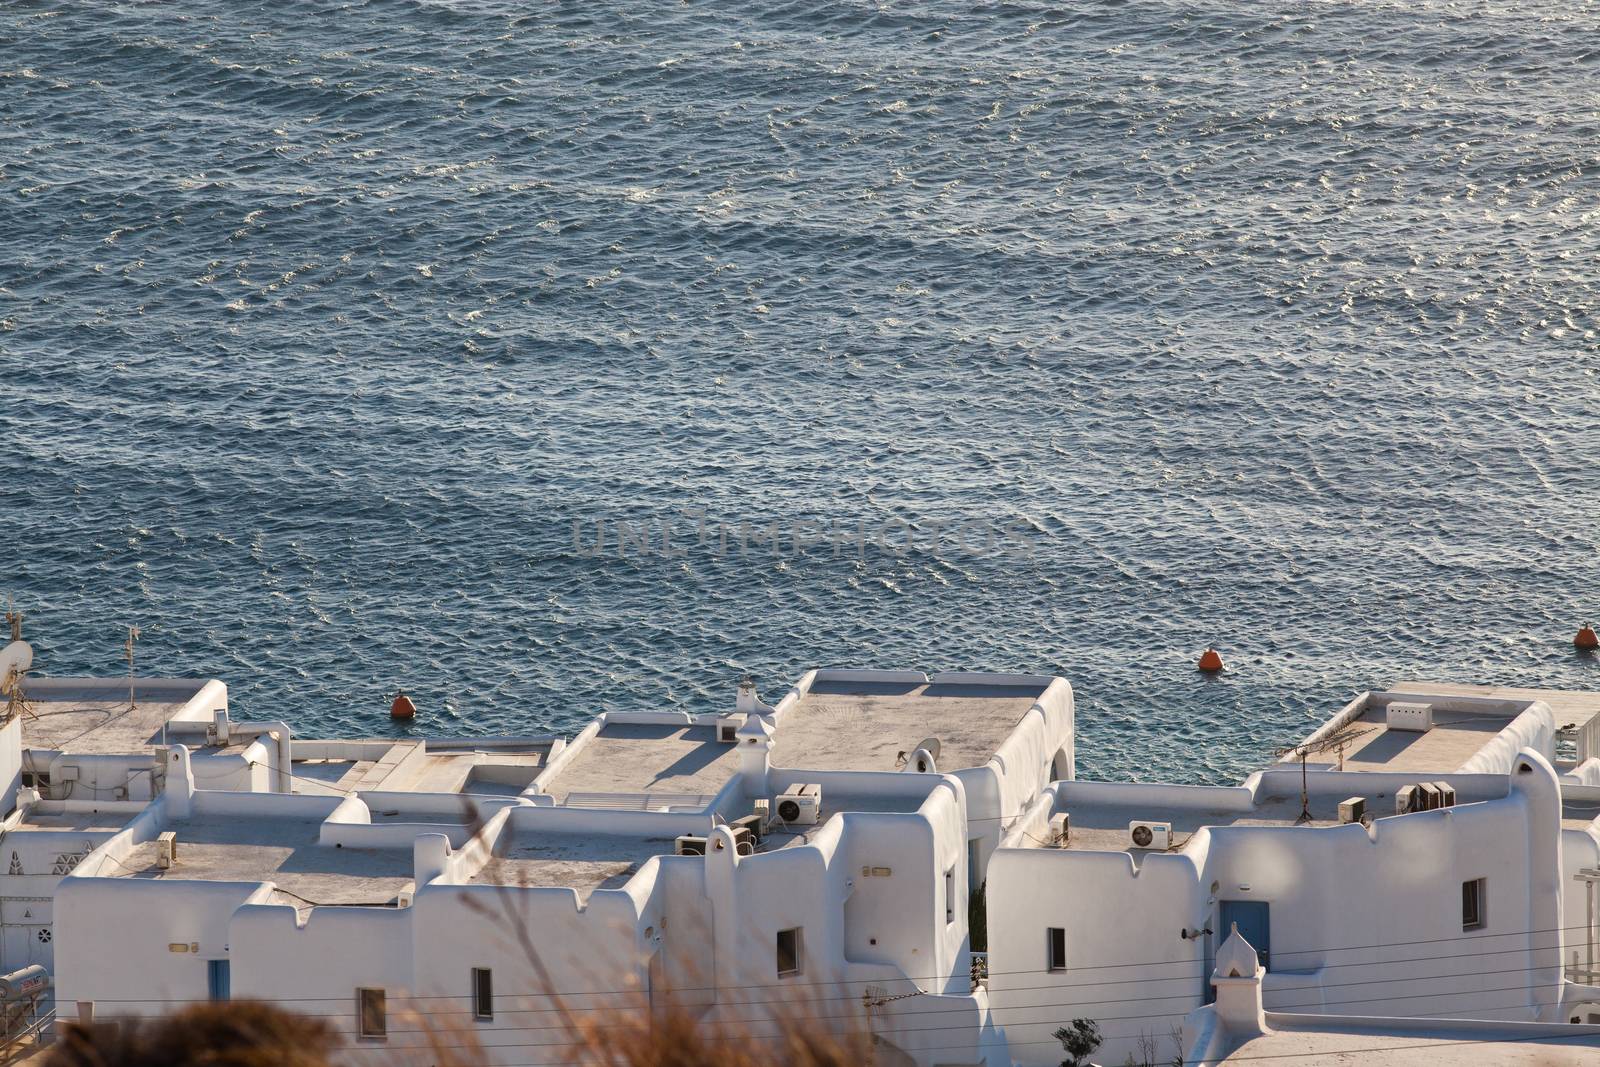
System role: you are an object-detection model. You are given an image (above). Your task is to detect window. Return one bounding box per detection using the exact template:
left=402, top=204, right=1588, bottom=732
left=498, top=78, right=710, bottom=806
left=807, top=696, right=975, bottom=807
left=357, top=988, right=386, bottom=1038
left=472, top=968, right=494, bottom=1020
left=1047, top=927, right=1067, bottom=972
left=945, top=866, right=956, bottom=924
left=1462, top=878, right=1487, bottom=931
left=776, top=927, right=803, bottom=977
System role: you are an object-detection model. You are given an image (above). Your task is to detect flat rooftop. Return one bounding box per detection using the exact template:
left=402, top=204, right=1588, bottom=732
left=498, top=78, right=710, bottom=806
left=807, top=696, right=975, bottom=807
left=1221, top=1019, right=1600, bottom=1065
left=1394, top=678, right=1600, bottom=733
left=469, top=831, right=672, bottom=898
left=1564, top=795, right=1600, bottom=832
left=111, top=814, right=415, bottom=906
left=19, top=678, right=212, bottom=754
left=771, top=678, right=1046, bottom=772
left=760, top=789, right=932, bottom=848
left=1289, top=704, right=1518, bottom=775
left=540, top=723, right=738, bottom=803
left=14, top=809, right=136, bottom=833
left=1055, top=793, right=1341, bottom=855
left=293, top=741, right=550, bottom=796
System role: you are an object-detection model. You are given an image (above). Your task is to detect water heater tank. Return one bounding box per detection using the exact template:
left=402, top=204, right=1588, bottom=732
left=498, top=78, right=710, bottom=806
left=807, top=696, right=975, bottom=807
left=0, top=964, right=49, bottom=1002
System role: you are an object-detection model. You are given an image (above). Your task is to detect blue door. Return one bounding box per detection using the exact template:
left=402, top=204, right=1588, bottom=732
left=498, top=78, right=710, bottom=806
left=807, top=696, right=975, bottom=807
left=208, top=959, right=231, bottom=1001
left=1218, top=900, right=1270, bottom=970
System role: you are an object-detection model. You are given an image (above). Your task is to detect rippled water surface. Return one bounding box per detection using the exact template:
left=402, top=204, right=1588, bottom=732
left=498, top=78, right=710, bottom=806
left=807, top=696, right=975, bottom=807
left=4, top=0, right=1599, bottom=783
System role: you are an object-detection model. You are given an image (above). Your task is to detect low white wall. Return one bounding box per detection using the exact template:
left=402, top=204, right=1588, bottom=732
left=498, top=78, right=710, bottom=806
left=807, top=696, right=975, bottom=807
left=0, top=718, right=20, bottom=814
left=1458, top=702, right=1556, bottom=773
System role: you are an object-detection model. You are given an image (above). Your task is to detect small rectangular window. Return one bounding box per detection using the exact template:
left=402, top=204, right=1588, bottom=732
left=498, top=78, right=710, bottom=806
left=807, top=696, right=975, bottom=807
left=1462, top=878, right=1486, bottom=931
left=776, top=927, right=803, bottom=977
left=1047, top=927, right=1067, bottom=972
left=472, top=968, right=493, bottom=1020
left=357, top=988, right=386, bottom=1038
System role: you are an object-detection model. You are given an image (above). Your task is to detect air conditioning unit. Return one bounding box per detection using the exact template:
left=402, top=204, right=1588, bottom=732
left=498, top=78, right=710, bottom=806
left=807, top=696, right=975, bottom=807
left=676, top=828, right=755, bottom=857
left=774, top=786, right=822, bottom=826
left=1433, top=781, right=1456, bottom=808
left=1128, top=821, right=1171, bottom=850
left=1049, top=812, right=1070, bottom=846
left=731, top=813, right=766, bottom=844
left=1417, top=782, right=1442, bottom=811
left=1337, top=797, right=1366, bottom=824
left=156, top=830, right=178, bottom=870
left=716, top=715, right=742, bottom=744
left=1395, top=784, right=1419, bottom=814
left=1386, top=701, right=1434, bottom=732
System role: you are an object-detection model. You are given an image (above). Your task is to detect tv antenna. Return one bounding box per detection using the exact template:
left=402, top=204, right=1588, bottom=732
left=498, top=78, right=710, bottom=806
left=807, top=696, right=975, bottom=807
left=125, top=625, right=141, bottom=714
left=2, top=597, right=35, bottom=724
left=1275, top=723, right=1374, bottom=825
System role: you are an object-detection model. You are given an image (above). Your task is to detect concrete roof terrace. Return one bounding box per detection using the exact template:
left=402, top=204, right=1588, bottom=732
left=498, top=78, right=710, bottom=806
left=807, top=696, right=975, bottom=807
left=1285, top=689, right=1529, bottom=776
left=1564, top=794, right=1600, bottom=832
left=771, top=677, right=1048, bottom=772
left=1046, top=768, right=1515, bottom=856
left=468, top=829, right=674, bottom=899
left=1394, top=679, right=1600, bottom=733
left=1054, top=793, right=1342, bottom=854
left=109, top=814, right=416, bottom=907
left=1219, top=1016, right=1600, bottom=1065
left=14, top=808, right=138, bottom=833
left=19, top=678, right=218, bottom=755
left=292, top=738, right=552, bottom=796
left=539, top=723, right=738, bottom=803
left=1304, top=707, right=1515, bottom=775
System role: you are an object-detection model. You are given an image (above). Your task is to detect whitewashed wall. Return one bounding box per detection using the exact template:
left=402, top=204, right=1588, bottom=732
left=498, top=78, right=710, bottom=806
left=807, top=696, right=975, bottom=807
left=987, top=751, right=1566, bottom=1066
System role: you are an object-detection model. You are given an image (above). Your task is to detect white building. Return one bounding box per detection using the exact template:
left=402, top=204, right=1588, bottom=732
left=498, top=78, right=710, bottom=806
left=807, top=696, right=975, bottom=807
left=6, top=626, right=1600, bottom=1067
left=986, top=686, right=1600, bottom=1066
left=3, top=640, right=1072, bottom=1065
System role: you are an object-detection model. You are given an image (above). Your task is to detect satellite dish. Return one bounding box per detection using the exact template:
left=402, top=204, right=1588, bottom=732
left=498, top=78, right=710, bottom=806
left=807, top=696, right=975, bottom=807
left=914, top=737, right=942, bottom=761
left=0, top=640, right=33, bottom=697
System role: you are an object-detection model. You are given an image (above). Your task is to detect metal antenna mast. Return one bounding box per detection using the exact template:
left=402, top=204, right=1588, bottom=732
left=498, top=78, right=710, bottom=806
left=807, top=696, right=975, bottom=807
left=125, top=625, right=141, bottom=714
left=1274, top=723, right=1374, bottom=825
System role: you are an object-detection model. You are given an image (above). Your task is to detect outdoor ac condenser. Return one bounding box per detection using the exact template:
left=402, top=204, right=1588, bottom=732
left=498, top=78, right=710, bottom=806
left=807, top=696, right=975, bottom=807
left=774, top=786, right=822, bottom=826
left=1128, top=821, right=1172, bottom=850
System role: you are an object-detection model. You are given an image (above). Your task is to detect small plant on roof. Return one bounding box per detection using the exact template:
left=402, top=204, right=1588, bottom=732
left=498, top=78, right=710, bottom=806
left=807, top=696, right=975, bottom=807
left=1054, top=1017, right=1103, bottom=1067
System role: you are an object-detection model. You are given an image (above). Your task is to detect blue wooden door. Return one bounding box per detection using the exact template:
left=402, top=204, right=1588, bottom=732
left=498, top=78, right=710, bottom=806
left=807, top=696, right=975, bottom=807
left=1219, top=900, right=1270, bottom=969
left=208, top=959, right=231, bottom=1001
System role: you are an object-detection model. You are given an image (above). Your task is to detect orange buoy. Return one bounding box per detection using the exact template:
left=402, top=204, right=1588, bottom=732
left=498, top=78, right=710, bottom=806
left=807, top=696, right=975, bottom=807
left=1197, top=648, right=1225, bottom=673
left=390, top=691, right=417, bottom=719
left=1577, top=626, right=1600, bottom=652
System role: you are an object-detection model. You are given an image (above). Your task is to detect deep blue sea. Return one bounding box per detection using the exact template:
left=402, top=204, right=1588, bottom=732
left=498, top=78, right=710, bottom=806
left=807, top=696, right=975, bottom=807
left=3, top=0, right=1598, bottom=784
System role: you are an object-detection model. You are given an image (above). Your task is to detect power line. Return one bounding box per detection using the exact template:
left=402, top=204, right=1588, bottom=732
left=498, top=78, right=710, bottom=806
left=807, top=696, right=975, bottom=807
left=72, top=921, right=1593, bottom=1016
